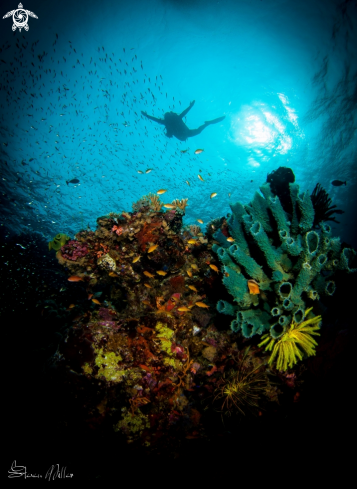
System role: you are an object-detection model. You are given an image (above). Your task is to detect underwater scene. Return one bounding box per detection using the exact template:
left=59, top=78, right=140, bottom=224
left=2, top=0, right=356, bottom=478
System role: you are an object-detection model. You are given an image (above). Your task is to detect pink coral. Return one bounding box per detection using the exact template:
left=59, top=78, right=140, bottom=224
left=112, top=225, right=124, bottom=236
left=61, top=240, right=88, bottom=261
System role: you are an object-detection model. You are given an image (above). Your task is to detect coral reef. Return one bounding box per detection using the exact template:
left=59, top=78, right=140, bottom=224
left=48, top=174, right=355, bottom=452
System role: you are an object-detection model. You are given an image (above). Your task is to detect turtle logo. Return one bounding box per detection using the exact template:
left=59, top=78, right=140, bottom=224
left=3, top=3, right=38, bottom=32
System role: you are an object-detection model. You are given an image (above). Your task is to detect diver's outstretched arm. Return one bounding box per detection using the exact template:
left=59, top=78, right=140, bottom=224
left=141, top=111, right=165, bottom=125
left=179, top=100, right=195, bottom=119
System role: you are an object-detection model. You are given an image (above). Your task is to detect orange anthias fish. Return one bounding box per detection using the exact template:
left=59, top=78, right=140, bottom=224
left=68, top=275, right=84, bottom=282
left=157, top=189, right=167, bottom=195
left=209, top=264, right=219, bottom=273
left=195, top=149, right=204, bottom=154
left=247, top=279, right=260, bottom=295
left=144, top=271, right=155, bottom=278
left=198, top=174, right=204, bottom=181
left=195, top=302, right=209, bottom=309
left=92, top=298, right=101, bottom=305
left=147, top=243, right=159, bottom=253
left=227, top=237, right=235, bottom=242
left=166, top=293, right=181, bottom=311
left=188, top=285, right=198, bottom=293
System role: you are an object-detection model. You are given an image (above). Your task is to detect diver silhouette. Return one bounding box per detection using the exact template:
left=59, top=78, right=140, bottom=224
left=141, top=100, right=225, bottom=142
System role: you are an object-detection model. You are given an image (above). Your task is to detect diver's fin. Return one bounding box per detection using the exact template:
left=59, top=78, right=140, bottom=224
left=204, top=116, right=225, bottom=125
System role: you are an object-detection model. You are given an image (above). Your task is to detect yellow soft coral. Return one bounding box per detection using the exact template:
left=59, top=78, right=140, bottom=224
left=258, top=308, right=321, bottom=371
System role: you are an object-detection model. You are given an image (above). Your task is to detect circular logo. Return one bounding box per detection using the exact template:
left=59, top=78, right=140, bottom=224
left=13, top=8, right=28, bottom=29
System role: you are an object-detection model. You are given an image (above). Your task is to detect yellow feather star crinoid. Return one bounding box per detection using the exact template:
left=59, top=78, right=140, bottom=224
left=258, top=308, right=321, bottom=372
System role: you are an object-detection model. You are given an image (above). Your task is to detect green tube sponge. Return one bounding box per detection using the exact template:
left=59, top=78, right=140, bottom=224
left=289, top=183, right=300, bottom=235
left=311, top=254, right=327, bottom=272
left=230, top=201, right=247, bottom=222
left=213, top=229, right=230, bottom=248
left=217, top=300, right=238, bottom=316
left=269, top=196, right=290, bottom=235
left=223, top=269, right=250, bottom=305
left=290, top=262, right=316, bottom=305
left=293, top=307, right=305, bottom=324
left=306, top=286, right=319, bottom=300
left=330, top=237, right=341, bottom=258
left=250, top=222, right=290, bottom=281
left=238, top=309, right=271, bottom=338
left=216, top=248, right=242, bottom=273
left=212, top=244, right=220, bottom=254
left=320, top=222, right=331, bottom=237
left=320, top=237, right=331, bottom=254
left=325, top=280, right=336, bottom=295
left=48, top=233, right=71, bottom=251
left=304, top=231, right=320, bottom=260
left=282, top=235, right=303, bottom=256
left=246, top=191, right=273, bottom=233
left=269, top=322, right=287, bottom=339
left=282, top=298, right=294, bottom=311
left=297, top=191, right=315, bottom=234
left=259, top=182, right=275, bottom=201
left=227, top=212, right=249, bottom=254
left=271, top=307, right=282, bottom=316
left=275, top=281, right=293, bottom=299
left=278, top=314, right=291, bottom=327
left=339, top=248, right=357, bottom=273
left=230, top=317, right=241, bottom=333
left=228, top=244, right=269, bottom=283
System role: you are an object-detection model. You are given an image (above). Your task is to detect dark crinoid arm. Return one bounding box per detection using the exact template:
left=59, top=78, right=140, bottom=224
left=310, top=183, right=344, bottom=226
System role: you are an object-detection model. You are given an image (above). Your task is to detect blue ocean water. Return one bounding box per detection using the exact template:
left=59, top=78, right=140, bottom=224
left=0, top=0, right=356, bottom=245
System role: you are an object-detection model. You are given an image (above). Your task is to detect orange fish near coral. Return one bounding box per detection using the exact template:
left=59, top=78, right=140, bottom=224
left=195, top=302, right=210, bottom=309
left=156, top=270, right=167, bottom=276
left=166, top=293, right=181, bottom=311
left=92, top=298, right=101, bottom=305
left=147, top=244, right=159, bottom=253
left=144, top=271, right=155, bottom=278
left=188, top=285, right=198, bottom=293
left=68, top=276, right=84, bottom=282
left=209, top=264, right=219, bottom=273
left=157, top=189, right=167, bottom=195
left=247, top=279, right=260, bottom=295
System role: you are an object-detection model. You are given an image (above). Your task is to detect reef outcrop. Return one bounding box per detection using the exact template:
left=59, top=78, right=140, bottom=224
left=213, top=177, right=356, bottom=345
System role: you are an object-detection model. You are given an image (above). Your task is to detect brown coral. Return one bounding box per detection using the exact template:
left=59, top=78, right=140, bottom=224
left=189, top=225, right=201, bottom=236
left=172, top=199, right=188, bottom=212
left=148, top=193, right=163, bottom=212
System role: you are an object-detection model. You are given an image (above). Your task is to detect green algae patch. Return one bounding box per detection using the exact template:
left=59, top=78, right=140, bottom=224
left=114, top=408, right=150, bottom=442
left=155, top=322, right=178, bottom=368
left=94, top=348, right=125, bottom=382
left=82, top=363, right=93, bottom=375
